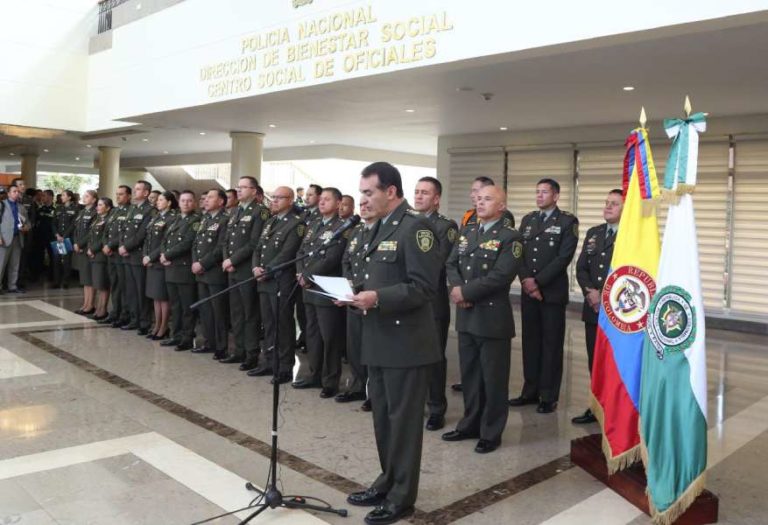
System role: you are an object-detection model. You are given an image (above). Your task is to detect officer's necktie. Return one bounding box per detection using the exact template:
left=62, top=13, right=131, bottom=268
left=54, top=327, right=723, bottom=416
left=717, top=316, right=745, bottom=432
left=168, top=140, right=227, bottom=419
left=607, top=227, right=615, bottom=240
left=539, top=211, right=547, bottom=222
left=479, top=224, right=485, bottom=235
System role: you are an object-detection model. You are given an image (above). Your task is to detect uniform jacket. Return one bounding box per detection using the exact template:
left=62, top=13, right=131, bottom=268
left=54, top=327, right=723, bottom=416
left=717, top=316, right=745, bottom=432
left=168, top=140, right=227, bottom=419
left=342, top=222, right=372, bottom=316
left=86, top=211, right=111, bottom=263
left=447, top=219, right=523, bottom=339
left=252, top=211, right=304, bottom=293
left=518, top=207, right=579, bottom=305
left=425, top=212, right=458, bottom=320
left=104, top=204, right=130, bottom=263
left=73, top=205, right=97, bottom=249
left=222, top=200, right=269, bottom=280
left=120, top=200, right=155, bottom=265
left=576, top=223, right=616, bottom=324
left=162, top=212, right=202, bottom=284
left=192, top=210, right=229, bottom=285
left=54, top=202, right=78, bottom=240
left=144, top=210, right=176, bottom=263
left=296, top=215, right=347, bottom=306
left=359, top=200, right=441, bottom=368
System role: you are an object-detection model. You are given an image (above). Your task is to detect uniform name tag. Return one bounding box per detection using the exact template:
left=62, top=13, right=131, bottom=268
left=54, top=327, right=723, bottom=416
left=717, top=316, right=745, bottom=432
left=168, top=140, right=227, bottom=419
left=480, top=240, right=501, bottom=251
left=208, top=223, right=219, bottom=231
left=67, top=210, right=75, bottom=215
left=241, top=215, right=252, bottom=222
left=377, top=241, right=397, bottom=251
left=134, top=214, right=143, bottom=220
left=545, top=226, right=561, bottom=234
left=117, top=216, right=126, bottom=221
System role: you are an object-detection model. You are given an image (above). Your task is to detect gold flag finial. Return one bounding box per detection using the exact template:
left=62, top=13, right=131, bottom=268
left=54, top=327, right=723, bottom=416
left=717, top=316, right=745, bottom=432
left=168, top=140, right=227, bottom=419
left=639, top=106, right=647, bottom=128
left=684, top=95, right=692, bottom=118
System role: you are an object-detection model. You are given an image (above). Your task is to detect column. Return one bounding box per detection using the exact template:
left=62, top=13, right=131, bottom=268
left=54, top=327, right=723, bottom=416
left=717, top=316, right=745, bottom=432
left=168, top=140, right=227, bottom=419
left=21, top=153, right=38, bottom=188
left=230, top=132, right=264, bottom=188
left=98, top=146, right=121, bottom=200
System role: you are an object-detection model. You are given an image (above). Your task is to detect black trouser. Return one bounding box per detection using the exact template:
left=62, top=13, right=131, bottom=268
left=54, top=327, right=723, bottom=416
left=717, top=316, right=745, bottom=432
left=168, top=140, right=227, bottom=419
left=456, top=332, right=511, bottom=443
left=198, top=281, right=229, bottom=354
left=426, top=314, right=450, bottom=417
left=345, top=310, right=367, bottom=395
left=167, top=280, right=197, bottom=344
left=259, top=286, right=297, bottom=371
left=127, top=264, right=152, bottom=329
left=228, top=276, right=260, bottom=361
left=369, top=365, right=429, bottom=510
left=304, top=302, right=345, bottom=389
left=585, top=322, right=597, bottom=376
left=107, top=260, right=126, bottom=321
left=53, top=252, right=72, bottom=286
left=520, top=295, right=566, bottom=403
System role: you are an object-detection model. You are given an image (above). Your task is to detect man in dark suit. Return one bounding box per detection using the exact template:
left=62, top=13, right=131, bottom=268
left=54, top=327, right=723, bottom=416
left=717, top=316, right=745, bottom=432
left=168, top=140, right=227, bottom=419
left=413, top=176, right=458, bottom=431
left=572, top=188, right=623, bottom=424
left=344, top=162, right=440, bottom=525
left=509, top=178, right=579, bottom=414
left=443, top=186, right=522, bottom=453
left=192, top=189, right=231, bottom=359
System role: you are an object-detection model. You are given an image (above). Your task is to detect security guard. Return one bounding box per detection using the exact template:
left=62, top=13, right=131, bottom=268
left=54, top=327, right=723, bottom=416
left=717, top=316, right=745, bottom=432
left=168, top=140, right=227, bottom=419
left=102, top=185, right=132, bottom=327
left=192, top=189, right=230, bottom=359
left=251, top=186, right=304, bottom=384
left=219, top=176, right=269, bottom=367
left=118, top=180, right=155, bottom=335
left=334, top=216, right=373, bottom=409
left=442, top=186, right=522, bottom=453
left=572, top=188, right=623, bottom=424
left=293, top=187, right=348, bottom=398
left=161, top=190, right=201, bottom=351
left=413, top=176, right=458, bottom=431
left=345, top=162, right=440, bottom=525
left=53, top=190, right=78, bottom=288
left=509, top=178, right=579, bottom=414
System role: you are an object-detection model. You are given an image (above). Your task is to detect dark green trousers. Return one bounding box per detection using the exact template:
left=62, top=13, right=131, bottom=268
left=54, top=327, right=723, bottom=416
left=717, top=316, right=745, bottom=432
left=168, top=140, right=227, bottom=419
left=167, top=281, right=197, bottom=344
left=304, top=302, right=345, bottom=389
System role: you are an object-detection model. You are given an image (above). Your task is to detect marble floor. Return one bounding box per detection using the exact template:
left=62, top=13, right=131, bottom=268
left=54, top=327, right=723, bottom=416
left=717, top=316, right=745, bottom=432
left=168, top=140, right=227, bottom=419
left=0, top=286, right=766, bottom=524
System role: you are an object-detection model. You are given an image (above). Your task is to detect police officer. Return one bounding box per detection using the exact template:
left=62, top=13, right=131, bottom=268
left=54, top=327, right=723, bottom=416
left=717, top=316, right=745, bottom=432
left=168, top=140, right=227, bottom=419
left=509, top=178, right=579, bottom=414
left=413, top=176, right=458, bottom=431
left=53, top=189, right=78, bottom=288
left=161, top=190, right=201, bottom=351
left=461, top=176, right=515, bottom=228
left=572, top=189, right=623, bottom=424
left=192, top=189, right=230, bottom=359
left=345, top=162, right=440, bottom=525
left=143, top=192, right=177, bottom=342
left=220, top=176, right=269, bottom=367
left=72, top=190, right=98, bottom=315
left=293, top=187, right=348, bottom=398
left=118, top=180, right=155, bottom=335
left=250, top=186, right=304, bottom=383
left=102, top=185, right=131, bottom=327
left=442, top=186, right=522, bottom=453
left=295, top=183, right=322, bottom=351
left=33, top=189, right=56, bottom=282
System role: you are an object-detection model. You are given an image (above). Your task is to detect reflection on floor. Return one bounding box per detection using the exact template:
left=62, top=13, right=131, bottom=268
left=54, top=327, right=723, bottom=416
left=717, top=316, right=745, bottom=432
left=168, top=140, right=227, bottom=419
left=0, top=288, right=766, bottom=524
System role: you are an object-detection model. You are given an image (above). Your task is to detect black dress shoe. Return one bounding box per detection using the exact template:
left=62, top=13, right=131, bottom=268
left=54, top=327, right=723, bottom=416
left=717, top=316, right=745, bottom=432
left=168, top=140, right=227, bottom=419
left=137, top=328, right=150, bottom=336
left=192, top=347, right=214, bottom=354
left=112, top=319, right=129, bottom=328
left=92, top=314, right=109, bottom=321
left=335, top=391, right=366, bottom=403
left=120, top=323, right=139, bottom=331
left=238, top=360, right=258, bottom=371
left=474, top=439, right=500, bottom=454
left=508, top=396, right=539, bottom=407
left=212, top=351, right=226, bottom=360
left=247, top=365, right=273, bottom=376
left=571, top=408, right=597, bottom=424
left=291, top=379, right=321, bottom=389
left=441, top=429, right=478, bottom=442
left=536, top=401, right=558, bottom=414
left=219, top=355, right=244, bottom=364
left=450, top=383, right=463, bottom=392
left=97, top=317, right=114, bottom=325
left=319, top=387, right=337, bottom=398
left=160, top=339, right=181, bottom=347
left=346, top=488, right=386, bottom=507
left=361, top=399, right=372, bottom=412
left=425, top=414, right=445, bottom=431
left=175, top=342, right=193, bottom=351
left=270, top=372, right=292, bottom=385
left=364, top=505, right=414, bottom=525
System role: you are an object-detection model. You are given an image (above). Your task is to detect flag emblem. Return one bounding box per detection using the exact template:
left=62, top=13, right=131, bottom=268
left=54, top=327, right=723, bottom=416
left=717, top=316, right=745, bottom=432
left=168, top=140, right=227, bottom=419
left=647, top=285, right=696, bottom=359
left=602, top=265, right=656, bottom=333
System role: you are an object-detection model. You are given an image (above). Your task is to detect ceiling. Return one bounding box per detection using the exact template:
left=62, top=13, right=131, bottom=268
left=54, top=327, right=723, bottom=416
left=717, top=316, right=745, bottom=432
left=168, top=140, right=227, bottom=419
left=2, top=17, right=768, bottom=169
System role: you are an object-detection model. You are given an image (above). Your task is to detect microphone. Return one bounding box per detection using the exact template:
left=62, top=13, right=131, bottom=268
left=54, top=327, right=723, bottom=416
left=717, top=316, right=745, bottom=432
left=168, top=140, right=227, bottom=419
left=325, top=215, right=361, bottom=244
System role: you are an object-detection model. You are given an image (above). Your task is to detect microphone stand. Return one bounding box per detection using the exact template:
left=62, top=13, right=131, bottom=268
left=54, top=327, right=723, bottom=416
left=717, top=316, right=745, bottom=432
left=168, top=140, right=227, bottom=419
left=191, top=237, right=349, bottom=523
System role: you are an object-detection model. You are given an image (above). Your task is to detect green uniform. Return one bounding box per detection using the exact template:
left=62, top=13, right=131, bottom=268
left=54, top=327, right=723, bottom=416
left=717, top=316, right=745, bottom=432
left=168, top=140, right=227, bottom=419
left=104, top=204, right=130, bottom=323
left=143, top=210, right=175, bottom=301
left=53, top=202, right=78, bottom=286
left=447, top=218, right=522, bottom=443
left=295, top=215, right=348, bottom=389
left=359, top=200, right=441, bottom=512
left=222, top=200, right=269, bottom=362
left=162, top=212, right=202, bottom=346
left=73, top=205, right=97, bottom=286
left=424, top=211, right=458, bottom=418
left=517, top=207, right=579, bottom=403
left=192, top=210, right=230, bottom=356
left=120, top=200, right=155, bottom=330
left=253, top=211, right=304, bottom=373
left=86, top=211, right=111, bottom=291
left=340, top=222, right=371, bottom=397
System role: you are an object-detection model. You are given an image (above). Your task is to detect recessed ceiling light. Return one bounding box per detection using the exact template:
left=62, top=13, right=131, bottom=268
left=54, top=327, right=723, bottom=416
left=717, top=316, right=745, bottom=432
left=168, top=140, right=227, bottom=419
left=142, top=138, right=149, bottom=142
left=199, top=132, right=206, bottom=135
left=268, top=124, right=277, bottom=128
left=404, top=109, right=416, bottom=113
left=136, top=3, right=141, bottom=9
left=86, top=144, right=92, bottom=148
left=9, top=152, right=15, bottom=156
left=163, top=150, right=169, bottom=154
left=499, top=126, right=508, bottom=131
left=75, top=157, right=80, bottom=161
left=43, top=149, right=49, bottom=152
left=623, top=86, right=635, bottom=91
left=309, top=140, right=316, bottom=144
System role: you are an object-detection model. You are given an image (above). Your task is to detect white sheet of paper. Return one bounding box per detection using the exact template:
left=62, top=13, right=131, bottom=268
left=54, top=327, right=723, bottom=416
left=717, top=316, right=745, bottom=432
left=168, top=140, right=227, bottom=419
left=310, top=275, right=355, bottom=302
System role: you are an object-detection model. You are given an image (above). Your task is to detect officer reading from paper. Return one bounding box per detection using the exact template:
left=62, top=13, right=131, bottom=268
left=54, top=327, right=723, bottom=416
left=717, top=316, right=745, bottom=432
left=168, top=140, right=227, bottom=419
left=343, top=161, right=440, bottom=525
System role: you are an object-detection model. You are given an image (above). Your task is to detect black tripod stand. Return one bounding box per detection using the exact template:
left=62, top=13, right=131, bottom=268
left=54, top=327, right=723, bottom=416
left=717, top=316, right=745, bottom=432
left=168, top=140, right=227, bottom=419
left=190, top=234, right=352, bottom=523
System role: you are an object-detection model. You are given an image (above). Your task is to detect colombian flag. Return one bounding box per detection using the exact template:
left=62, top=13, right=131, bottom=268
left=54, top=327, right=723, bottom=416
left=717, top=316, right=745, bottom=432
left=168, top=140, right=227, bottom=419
left=591, top=127, right=661, bottom=472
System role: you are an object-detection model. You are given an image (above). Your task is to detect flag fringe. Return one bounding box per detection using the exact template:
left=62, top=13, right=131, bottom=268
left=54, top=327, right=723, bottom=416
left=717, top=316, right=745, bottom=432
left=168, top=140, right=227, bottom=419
left=590, top=394, right=642, bottom=474
left=661, top=185, right=696, bottom=205
left=641, top=198, right=660, bottom=217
